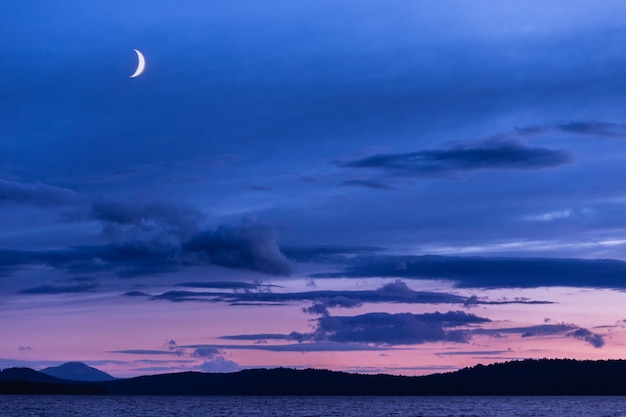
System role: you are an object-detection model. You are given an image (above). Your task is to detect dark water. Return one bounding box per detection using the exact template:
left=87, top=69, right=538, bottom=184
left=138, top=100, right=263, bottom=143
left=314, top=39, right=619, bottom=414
left=2, top=395, right=626, bottom=416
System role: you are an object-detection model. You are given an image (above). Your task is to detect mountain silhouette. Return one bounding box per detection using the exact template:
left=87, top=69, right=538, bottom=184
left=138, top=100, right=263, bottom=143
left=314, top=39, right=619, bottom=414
left=3, top=359, right=626, bottom=395
left=41, top=362, right=116, bottom=382
left=0, top=367, right=63, bottom=383
left=0, top=367, right=105, bottom=395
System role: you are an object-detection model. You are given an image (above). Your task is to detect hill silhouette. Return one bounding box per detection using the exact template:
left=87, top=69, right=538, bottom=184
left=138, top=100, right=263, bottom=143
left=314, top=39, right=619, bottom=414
left=0, top=367, right=105, bottom=395
left=2, top=359, right=626, bottom=395
left=42, top=362, right=116, bottom=382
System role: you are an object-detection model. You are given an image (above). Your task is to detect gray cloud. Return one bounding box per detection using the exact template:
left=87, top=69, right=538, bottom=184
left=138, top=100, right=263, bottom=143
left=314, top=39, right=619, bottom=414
left=339, top=139, right=571, bottom=177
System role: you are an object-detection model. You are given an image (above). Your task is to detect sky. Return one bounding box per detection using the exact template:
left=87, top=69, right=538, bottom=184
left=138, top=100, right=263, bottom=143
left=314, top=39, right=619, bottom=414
left=3, top=0, right=626, bottom=378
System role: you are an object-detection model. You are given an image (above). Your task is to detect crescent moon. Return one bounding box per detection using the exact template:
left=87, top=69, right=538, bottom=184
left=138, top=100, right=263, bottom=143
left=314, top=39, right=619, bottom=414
left=130, top=49, right=146, bottom=78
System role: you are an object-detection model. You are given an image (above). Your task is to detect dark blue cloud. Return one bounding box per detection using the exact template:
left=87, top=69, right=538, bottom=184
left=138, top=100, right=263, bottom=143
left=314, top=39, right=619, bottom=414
left=0, top=180, right=81, bottom=207
left=220, top=316, right=604, bottom=349
left=339, top=139, right=571, bottom=177
left=149, top=280, right=459, bottom=305
left=478, top=323, right=605, bottom=348
left=90, top=199, right=202, bottom=240
left=340, top=179, right=394, bottom=190
left=174, top=281, right=281, bottom=291
left=305, top=311, right=490, bottom=345
left=556, top=121, right=626, bottom=138
left=147, top=279, right=552, bottom=309
left=183, top=220, right=291, bottom=276
left=567, top=328, right=605, bottom=348
left=19, top=280, right=98, bottom=294
left=282, top=245, right=385, bottom=264
left=0, top=220, right=292, bottom=278
left=123, top=291, right=150, bottom=297
left=314, top=255, right=626, bottom=289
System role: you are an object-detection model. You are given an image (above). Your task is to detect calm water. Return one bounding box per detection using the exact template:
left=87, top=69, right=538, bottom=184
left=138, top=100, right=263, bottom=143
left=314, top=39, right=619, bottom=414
left=2, top=395, right=626, bottom=417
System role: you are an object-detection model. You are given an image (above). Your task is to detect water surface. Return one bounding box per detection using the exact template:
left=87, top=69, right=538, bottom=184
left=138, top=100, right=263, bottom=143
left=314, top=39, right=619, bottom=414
left=2, top=395, right=626, bottom=417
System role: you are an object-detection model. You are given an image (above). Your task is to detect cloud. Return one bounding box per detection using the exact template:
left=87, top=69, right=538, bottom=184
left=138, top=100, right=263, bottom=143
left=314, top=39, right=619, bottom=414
left=339, top=139, right=571, bottom=177
left=90, top=199, right=203, bottom=240
left=314, top=255, right=626, bottom=289
left=303, top=296, right=363, bottom=315
left=219, top=316, right=603, bottom=350
left=282, top=244, right=385, bottom=264
left=436, top=349, right=511, bottom=356
left=183, top=219, right=291, bottom=276
left=556, top=121, right=626, bottom=138
left=566, top=328, right=605, bottom=348
left=192, top=345, right=222, bottom=359
left=109, top=350, right=178, bottom=355
left=478, top=323, right=605, bottom=348
left=148, top=279, right=551, bottom=309
left=149, top=281, right=461, bottom=305
left=123, top=291, right=150, bottom=297
left=219, top=334, right=292, bottom=341
left=111, top=342, right=240, bottom=373
left=198, top=357, right=240, bottom=373
left=213, top=342, right=393, bottom=352
left=0, top=179, right=81, bottom=207
left=305, top=311, right=490, bottom=345
left=0, top=220, right=292, bottom=278
left=175, top=281, right=281, bottom=291
left=18, top=346, right=33, bottom=351
left=340, top=179, right=394, bottom=190
left=19, top=280, right=98, bottom=294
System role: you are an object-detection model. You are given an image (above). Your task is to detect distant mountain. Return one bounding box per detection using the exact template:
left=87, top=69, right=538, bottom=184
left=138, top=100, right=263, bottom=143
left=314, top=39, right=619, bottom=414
left=4, top=359, right=626, bottom=395
left=41, top=362, right=116, bottom=382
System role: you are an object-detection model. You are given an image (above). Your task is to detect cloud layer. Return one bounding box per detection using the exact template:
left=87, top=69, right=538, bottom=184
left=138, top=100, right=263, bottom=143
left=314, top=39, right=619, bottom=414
left=339, top=140, right=571, bottom=177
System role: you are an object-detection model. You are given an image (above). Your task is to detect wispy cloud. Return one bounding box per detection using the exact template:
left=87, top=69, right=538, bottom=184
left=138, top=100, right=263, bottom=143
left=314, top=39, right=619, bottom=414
left=314, top=255, right=626, bottom=289
left=19, top=280, right=98, bottom=294
left=478, top=323, right=605, bottom=348
left=339, top=139, right=571, bottom=177
left=340, top=179, right=395, bottom=190
left=0, top=179, right=82, bottom=207
left=146, top=279, right=551, bottom=308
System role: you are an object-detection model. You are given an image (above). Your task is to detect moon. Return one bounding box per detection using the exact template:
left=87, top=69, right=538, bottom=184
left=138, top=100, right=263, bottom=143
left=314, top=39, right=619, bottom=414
left=130, top=49, right=146, bottom=78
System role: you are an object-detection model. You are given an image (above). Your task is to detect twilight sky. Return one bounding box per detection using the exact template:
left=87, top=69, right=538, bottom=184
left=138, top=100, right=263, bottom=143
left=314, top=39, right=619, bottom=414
left=3, top=1, right=626, bottom=377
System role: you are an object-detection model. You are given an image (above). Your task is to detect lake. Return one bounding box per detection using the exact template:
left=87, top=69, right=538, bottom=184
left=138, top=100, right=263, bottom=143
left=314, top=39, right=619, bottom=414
left=2, top=395, right=626, bottom=416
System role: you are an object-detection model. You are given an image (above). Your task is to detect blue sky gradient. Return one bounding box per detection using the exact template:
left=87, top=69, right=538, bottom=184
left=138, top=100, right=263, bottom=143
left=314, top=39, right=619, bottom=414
left=3, top=1, right=626, bottom=376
